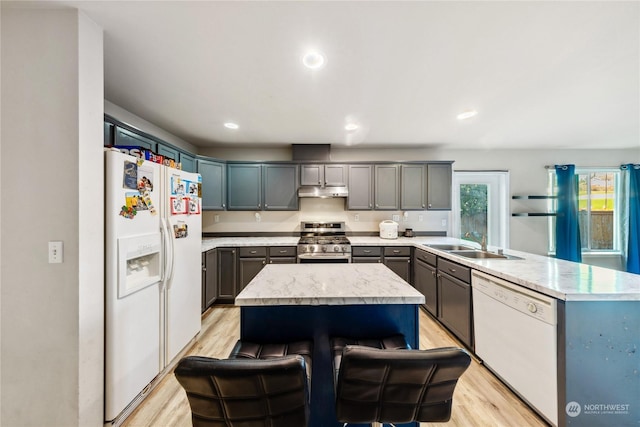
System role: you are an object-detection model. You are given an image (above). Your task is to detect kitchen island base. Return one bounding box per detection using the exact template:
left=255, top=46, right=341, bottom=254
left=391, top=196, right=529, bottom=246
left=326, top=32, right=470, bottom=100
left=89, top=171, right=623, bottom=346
left=240, top=304, right=420, bottom=427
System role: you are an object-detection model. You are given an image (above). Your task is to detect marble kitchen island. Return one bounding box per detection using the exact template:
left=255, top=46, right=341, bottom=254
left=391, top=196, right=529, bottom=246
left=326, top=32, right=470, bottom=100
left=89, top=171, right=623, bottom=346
left=236, top=263, right=425, bottom=427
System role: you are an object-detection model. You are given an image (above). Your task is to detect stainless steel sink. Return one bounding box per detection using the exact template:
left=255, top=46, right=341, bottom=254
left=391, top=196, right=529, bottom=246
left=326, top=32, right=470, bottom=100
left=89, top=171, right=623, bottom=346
left=448, top=250, right=523, bottom=260
left=425, top=244, right=475, bottom=251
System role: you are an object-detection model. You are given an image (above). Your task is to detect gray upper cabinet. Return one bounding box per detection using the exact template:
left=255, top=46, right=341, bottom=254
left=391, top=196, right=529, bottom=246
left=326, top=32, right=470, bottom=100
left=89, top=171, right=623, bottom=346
left=156, top=143, right=180, bottom=163
left=401, top=164, right=427, bottom=210
left=227, top=164, right=262, bottom=210
left=104, top=121, right=114, bottom=146
left=347, top=165, right=373, bottom=210
left=427, top=163, right=452, bottom=210
left=301, top=164, right=347, bottom=187
left=324, top=164, right=347, bottom=186
left=198, top=159, right=226, bottom=210
left=115, top=126, right=155, bottom=150
left=374, top=164, right=400, bottom=210
left=263, top=164, right=299, bottom=210
left=301, top=164, right=323, bottom=186
left=179, top=153, right=196, bottom=173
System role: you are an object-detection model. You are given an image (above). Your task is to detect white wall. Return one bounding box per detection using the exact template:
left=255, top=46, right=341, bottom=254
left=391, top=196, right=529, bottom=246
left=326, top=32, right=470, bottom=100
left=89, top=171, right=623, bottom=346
left=1, top=8, right=104, bottom=426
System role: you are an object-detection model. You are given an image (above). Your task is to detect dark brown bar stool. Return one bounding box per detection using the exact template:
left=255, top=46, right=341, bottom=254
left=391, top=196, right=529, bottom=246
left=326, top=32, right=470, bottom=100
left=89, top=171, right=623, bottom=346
left=331, top=335, right=471, bottom=427
left=175, top=339, right=313, bottom=427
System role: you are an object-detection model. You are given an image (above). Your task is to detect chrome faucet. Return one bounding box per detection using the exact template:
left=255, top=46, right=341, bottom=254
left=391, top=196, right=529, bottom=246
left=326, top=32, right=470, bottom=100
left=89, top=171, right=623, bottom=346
left=465, top=232, right=487, bottom=252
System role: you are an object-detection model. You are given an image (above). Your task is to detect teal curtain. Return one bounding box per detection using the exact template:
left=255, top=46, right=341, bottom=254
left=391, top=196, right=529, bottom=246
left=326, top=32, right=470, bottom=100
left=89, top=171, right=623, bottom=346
left=622, top=164, right=640, bottom=274
left=555, top=165, right=582, bottom=262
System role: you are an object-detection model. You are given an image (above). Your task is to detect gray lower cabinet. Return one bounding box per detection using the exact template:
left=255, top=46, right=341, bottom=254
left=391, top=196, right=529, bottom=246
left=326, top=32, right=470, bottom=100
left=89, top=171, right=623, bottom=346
left=374, top=165, right=400, bottom=210
left=413, top=249, right=438, bottom=316
left=268, top=246, right=297, bottom=264
left=427, top=163, right=452, bottom=210
left=437, top=257, right=473, bottom=349
left=351, top=246, right=382, bottom=263
left=217, top=248, right=237, bottom=302
left=347, top=165, right=373, bottom=210
left=238, top=247, right=267, bottom=292
left=263, top=164, right=299, bottom=210
left=401, top=164, right=427, bottom=210
left=228, top=164, right=262, bottom=210
left=202, top=249, right=218, bottom=312
left=198, top=159, right=226, bottom=210
left=382, top=247, right=411, bottom=282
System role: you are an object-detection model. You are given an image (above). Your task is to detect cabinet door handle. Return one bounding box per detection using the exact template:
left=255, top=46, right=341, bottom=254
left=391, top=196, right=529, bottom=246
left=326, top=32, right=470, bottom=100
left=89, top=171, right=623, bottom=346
left=269, top=260, right=273, bottom=263
left=265, top=204, right=268, bottom=208
left=250, top=250, right=257, bottom=254
left=279, top=250, right=287, bottom=254
left=431, top=271, right=436, bottom=277
left=393, top=250, right=400, bottom=254
left=422, top=204, right=425, bottom=208
left=428, top=203, right=432, bottom=208
left=449, top=268, right=456, bottom=273
left=258, top=204, right=261, bottom=209
left=407, top=260, right=410, bottom=263
left=262, top=260, right=266, bottom=265
left=222, top=203, right=226, bottom=208
left=376, top=204, right=379, bottom=208
left=202, top=267, right=207, bottom=271
left=369, top=204, right=372, bottom=208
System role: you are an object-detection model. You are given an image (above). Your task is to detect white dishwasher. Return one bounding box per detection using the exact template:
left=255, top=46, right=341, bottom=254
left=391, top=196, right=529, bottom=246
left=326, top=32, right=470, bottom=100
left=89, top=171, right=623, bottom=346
left=472, top=270, right=558, bottom=426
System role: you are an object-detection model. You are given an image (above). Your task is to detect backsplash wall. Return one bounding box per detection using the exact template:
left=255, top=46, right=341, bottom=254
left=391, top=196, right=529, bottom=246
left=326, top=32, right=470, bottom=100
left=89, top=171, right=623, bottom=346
left=202, top=198, right=450, bottom=234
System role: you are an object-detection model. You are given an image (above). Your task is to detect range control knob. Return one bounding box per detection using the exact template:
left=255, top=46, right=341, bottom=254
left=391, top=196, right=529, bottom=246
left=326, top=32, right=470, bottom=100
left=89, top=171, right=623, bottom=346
left=322, top=246, right=327, bottom=253
left=527, top=302, right=537, bottom=313
left=333, top=245, right=340, bottom=252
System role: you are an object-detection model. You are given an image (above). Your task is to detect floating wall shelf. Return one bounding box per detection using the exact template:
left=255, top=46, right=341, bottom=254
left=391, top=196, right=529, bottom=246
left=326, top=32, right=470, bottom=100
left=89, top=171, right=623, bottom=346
left=512, top=195, right=556, bottom=216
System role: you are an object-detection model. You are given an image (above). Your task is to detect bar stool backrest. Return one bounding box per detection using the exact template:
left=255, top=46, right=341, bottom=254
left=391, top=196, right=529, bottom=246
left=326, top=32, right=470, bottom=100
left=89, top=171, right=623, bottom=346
left=175, top=355, right=310, bottom=427
left=335, top=346, right=471, bottom=424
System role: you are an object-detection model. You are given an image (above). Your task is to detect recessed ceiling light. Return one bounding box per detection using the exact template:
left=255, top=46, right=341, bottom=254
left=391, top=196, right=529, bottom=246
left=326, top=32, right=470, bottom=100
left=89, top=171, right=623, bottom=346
left=302, top=51, right=325, bottom=69
left=457, top=110, right=478, bottom=120
left=345, top=123, right=359, bottom=131
left=224, top=122, right=239, bottom=130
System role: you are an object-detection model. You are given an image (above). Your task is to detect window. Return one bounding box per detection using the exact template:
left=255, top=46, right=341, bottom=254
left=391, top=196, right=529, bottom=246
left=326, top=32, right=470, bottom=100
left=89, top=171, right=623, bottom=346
left=548, top=168, right=620, bottom=254
left=452, top=172, right=509, bottom=248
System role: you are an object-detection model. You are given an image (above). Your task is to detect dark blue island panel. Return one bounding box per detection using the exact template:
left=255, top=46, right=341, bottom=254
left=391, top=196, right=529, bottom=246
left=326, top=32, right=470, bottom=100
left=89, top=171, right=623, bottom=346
left=240, top=304, right=420, bottom=427
left=561, top=300, right=640, bottom=427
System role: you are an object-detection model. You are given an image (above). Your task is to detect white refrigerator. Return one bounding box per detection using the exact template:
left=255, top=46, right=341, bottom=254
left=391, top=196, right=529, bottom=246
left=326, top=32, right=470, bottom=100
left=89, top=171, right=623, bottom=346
left=104, top=148, right=202, bottom=423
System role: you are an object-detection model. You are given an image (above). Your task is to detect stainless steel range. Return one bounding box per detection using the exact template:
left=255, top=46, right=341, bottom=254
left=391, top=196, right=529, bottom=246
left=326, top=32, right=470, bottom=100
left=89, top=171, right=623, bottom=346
left=297, top=221, right=351, bottom=263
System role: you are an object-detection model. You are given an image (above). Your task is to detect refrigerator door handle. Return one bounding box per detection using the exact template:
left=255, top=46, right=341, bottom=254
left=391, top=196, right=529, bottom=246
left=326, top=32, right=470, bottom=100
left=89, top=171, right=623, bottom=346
left=162, top=218, right=175, bottom=286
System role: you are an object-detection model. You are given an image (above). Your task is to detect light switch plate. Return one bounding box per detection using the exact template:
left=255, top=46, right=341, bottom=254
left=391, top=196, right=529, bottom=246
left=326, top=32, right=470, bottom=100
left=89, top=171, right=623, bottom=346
left=392, top=214, right=400, bottom=222
left=49, top=241, right=63, bottom=263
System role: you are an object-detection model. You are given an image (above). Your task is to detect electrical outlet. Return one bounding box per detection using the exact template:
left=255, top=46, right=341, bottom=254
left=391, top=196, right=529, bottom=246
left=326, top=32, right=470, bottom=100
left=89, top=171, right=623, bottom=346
left=418, top=215, right=423, bottom=222
left=392, top=214, right=400, bottom=222
left=441, top=219, right=447, bottom=227
left=48, top=241, right=63, bottom=263
left=214, top=215, right=220, bottom=223
left=255, top=212, right=261, bottom=222
left=354, top=214, right=360, bottom=222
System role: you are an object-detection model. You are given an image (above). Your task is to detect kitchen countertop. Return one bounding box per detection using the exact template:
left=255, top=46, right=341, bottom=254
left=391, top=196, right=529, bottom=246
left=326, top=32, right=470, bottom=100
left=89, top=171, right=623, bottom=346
left=235, top=263, right=425, bottom=306
left=202, top=236, right=640, bottom=301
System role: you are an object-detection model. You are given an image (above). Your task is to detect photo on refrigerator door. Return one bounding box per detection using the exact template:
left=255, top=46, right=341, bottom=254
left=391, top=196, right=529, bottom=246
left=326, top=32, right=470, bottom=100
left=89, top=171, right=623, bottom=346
left=188, top=198, right=200, bottom=215
left=171, top=175, right=185, bottom=195
left=137, top=166, right=154, bottom=192
left=174, top=222, right=188, bottom=238
left=171, top=196, right=188, bottom=215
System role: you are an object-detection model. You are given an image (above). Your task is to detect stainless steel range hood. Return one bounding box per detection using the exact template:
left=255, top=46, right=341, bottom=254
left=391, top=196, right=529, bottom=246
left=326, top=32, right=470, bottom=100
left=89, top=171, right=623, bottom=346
left=297, top=186, right=348, bottom=198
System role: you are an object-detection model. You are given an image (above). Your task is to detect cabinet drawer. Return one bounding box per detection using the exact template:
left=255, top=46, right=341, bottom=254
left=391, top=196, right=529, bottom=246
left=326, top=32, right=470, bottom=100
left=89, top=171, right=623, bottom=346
left=415, top=249, right=437, bottom=267
left=269, top=246, right=297, bottom=257
left=384, top=246, right=411, bottom=257
left=352, top=246, right=382, bottom=257
left=437, top=257, right=471, bottom=283
left=239, top=247, right=267, bottom=257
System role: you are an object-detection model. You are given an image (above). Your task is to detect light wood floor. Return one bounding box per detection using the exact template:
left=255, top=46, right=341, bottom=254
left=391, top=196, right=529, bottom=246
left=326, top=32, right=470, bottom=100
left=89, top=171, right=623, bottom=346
left=122, top=305, right=549, bottom=427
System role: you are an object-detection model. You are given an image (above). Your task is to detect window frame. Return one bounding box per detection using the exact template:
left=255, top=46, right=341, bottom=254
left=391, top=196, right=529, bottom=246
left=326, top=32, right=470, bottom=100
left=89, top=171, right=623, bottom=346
left=547, top=167, right=621, bottom=255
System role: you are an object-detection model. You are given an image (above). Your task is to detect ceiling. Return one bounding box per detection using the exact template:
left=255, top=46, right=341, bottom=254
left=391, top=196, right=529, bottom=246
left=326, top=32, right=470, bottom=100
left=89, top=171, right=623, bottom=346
left=15, top=1, right=640, bottom=150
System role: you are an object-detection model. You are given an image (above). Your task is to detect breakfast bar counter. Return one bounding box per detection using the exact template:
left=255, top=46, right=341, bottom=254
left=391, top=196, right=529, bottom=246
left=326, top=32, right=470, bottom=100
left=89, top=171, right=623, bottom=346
left=236, top=263, right=425, bottom=427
